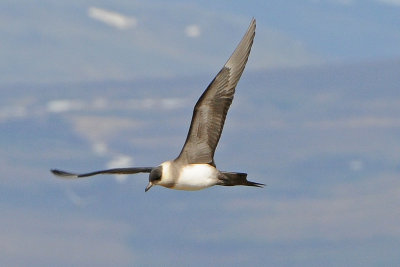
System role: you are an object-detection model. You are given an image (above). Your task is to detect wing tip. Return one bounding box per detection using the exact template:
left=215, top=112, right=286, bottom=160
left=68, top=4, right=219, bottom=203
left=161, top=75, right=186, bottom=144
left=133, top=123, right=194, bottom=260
left=50, top=169, right=78, bottom=178
left=248, top=17, right=256, bottom=34
left=250, top=17, right=256, bottom=27
left=224, top=18, right=256, bottom=70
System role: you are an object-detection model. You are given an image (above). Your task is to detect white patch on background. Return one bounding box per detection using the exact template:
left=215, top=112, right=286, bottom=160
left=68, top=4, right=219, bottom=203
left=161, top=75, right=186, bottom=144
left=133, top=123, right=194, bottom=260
left=126, top=97, right=187, bottom=110
left=349, top=159, right=364, bottom=171
left=47, top=100, right=84, bottom=113
left=160, top=98, right=186, bottom=109
left=70, top=116, right=140, bottom=141
left=185, top=24, right=201, bottom=38
left=92, top=97, right=108, bottom=110
left=0, top=105, right=26, bottom=122
left=92, top=142, right=108, bottom=156
left=88, top=7, right=137, bottom=30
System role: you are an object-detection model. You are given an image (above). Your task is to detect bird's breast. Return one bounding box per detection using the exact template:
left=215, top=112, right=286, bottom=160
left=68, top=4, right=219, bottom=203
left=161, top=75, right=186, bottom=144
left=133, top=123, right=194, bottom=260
left=172, top=164, right=219, bottom=191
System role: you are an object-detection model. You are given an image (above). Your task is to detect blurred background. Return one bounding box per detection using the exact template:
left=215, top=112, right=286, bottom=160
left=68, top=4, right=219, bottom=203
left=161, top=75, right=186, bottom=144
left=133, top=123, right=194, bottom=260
left=1, top=0, right=400, bottom=266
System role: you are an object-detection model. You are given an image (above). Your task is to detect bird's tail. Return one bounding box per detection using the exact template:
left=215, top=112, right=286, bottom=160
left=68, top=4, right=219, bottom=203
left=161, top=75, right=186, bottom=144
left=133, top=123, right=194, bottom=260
left=219, top=171, right=265, bottom=188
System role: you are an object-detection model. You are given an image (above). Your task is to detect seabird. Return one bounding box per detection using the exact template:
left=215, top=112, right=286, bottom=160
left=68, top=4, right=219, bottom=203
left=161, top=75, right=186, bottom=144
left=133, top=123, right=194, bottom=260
left=51, top=18, right=264, bottom=192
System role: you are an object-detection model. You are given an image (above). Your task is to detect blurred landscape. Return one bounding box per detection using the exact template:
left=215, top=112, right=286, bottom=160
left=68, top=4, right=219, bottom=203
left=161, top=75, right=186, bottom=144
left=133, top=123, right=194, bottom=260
left=1, top=1, right=400, bottom=266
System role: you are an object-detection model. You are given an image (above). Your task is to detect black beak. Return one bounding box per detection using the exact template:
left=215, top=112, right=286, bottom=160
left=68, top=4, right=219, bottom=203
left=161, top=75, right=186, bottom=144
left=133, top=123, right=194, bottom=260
left=145, top=182, right=153, bottom=192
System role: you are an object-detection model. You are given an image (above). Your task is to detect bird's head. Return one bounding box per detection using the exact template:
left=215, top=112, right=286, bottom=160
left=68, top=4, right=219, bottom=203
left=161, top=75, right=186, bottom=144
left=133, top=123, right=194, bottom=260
left=145, top=166, right=163, bottom=192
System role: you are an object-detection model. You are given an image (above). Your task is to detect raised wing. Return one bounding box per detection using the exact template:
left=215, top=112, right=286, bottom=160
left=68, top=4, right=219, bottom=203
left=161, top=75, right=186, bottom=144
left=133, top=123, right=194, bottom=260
left=51, top=167, right=153, bottom=178
left=176, top=18, right=256, bottom=165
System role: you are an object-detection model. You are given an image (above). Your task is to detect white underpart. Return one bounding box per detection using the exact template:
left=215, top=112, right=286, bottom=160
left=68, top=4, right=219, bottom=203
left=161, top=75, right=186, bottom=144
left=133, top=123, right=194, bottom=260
left=176, top=164, right=219, bottom=190
left=160, top=162, right=219, bottom=191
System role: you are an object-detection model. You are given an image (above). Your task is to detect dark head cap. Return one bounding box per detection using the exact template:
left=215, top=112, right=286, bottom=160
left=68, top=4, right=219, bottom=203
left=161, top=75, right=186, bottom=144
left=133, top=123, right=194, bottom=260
left=145, top=166, right=162, bottom=192
left=149, top=166, right=162, bottom=182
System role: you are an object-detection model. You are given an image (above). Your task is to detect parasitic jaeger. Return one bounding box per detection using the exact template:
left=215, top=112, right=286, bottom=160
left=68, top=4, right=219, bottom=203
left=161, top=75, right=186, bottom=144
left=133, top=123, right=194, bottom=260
left=51, top=18, right=265, bottom=192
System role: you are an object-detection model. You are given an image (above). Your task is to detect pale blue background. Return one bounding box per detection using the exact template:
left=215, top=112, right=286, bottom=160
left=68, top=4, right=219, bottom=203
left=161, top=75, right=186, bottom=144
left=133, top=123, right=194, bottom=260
left=1, top=1, right=399, bottom=266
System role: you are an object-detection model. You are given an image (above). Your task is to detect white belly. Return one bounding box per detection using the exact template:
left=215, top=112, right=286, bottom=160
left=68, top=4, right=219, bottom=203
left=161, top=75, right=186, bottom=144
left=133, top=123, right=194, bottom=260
left=173, top=164, right=219, bottom=191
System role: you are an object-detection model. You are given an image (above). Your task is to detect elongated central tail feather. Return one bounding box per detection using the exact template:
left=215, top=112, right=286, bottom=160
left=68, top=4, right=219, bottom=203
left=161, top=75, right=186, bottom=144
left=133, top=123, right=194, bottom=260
left=219, top=171, right=265, bottom=187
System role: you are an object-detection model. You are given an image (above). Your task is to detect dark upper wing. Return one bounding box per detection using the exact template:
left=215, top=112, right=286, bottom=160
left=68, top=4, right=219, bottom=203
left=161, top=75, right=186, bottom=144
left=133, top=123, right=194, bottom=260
left=176, top=18, right=256, bottom=165
left=51, top=167, right=153, bottom=179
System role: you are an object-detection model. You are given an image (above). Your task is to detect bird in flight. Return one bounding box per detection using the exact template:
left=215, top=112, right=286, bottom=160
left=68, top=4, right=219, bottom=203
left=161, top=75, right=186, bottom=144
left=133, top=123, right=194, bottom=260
left=51, top=18, right=264, bottom=192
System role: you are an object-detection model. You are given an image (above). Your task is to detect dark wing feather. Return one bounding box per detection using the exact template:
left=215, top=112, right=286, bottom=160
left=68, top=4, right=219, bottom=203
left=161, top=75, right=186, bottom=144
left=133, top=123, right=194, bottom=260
left=176, top=18, right=256, bottom=165
left=51, top=167, right=153, bottom=179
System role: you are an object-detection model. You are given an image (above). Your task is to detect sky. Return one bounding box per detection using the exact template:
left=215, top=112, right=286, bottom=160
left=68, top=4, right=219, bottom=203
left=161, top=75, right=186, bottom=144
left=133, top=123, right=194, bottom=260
left=2, top=0, right=400, bottom=84
left=1, top=1, right=400, bottom=266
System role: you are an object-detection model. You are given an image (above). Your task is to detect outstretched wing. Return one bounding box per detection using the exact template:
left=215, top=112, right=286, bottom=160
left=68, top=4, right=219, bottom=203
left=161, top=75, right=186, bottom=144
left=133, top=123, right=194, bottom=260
left=51, top=167, right=153, bottom=178
left=176, top=18, right=256, bottom=165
